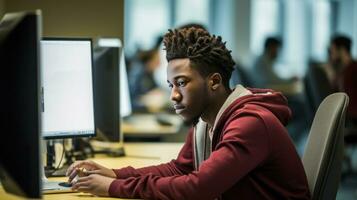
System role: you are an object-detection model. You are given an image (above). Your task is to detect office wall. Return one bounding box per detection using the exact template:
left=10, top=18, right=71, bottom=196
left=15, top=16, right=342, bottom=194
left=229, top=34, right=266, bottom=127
left=3, top=0, right=124, bottom=40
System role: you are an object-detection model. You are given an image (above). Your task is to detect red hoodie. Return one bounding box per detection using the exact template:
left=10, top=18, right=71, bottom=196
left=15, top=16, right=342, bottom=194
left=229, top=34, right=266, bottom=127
left=109, top=86, right=311, bottom=199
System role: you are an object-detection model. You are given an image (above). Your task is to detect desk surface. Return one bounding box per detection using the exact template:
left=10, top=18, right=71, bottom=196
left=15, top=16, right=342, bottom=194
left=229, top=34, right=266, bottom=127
left=122, top=113, right=183, bottom=136
left=0, top=142, right=184, bottom=200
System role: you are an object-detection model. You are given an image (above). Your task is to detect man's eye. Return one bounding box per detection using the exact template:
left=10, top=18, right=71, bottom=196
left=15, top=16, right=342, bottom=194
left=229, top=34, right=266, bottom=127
left=168, top=83, right=173, bottom=88
left=178, top=81, right=186, bottom=87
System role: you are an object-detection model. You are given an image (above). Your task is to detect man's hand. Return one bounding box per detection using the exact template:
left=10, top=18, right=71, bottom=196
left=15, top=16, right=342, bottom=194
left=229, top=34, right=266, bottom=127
left=71, top=174, right=115, bottom=196
left=66, top=160, right=116, bottom=183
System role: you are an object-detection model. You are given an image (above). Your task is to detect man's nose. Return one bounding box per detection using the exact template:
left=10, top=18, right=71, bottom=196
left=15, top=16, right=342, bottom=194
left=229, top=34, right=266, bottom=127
left=170, top=87, right=182, bottom=102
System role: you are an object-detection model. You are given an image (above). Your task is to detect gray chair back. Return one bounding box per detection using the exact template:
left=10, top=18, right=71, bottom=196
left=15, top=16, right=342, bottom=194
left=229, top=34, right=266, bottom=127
left=302, top=93, right=349, bottom=200
left=304, top=62, right=333, bottom=113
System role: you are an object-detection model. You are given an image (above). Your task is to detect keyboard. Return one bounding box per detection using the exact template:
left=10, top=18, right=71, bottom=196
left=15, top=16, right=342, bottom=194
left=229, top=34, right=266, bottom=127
left=42, top=180, right=73, bottom=194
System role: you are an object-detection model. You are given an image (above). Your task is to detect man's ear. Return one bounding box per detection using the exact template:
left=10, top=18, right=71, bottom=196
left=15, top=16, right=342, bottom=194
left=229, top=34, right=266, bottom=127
left=209, top=73, right=222, bottom=91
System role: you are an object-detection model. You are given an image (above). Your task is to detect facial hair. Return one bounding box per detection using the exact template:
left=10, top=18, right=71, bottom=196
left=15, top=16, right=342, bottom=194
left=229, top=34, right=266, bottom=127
left=187, top=88, right=211, bottom=126
left=185, top=112, right=202, bottom=126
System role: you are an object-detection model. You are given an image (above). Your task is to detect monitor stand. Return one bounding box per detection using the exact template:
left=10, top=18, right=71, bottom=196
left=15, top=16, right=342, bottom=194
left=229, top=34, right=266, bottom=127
left=41, top=140, right=72, bottom=193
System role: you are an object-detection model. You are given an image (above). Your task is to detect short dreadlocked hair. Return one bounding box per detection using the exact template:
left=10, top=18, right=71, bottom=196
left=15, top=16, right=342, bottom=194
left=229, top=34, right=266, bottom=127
left=163, top=27, right=235, bottom=90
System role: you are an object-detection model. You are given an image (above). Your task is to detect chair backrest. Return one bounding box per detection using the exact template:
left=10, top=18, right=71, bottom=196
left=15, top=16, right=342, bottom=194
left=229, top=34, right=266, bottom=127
left=304, top=62, right=333, bottom=113
left=302, top=93, right=349, bottom=200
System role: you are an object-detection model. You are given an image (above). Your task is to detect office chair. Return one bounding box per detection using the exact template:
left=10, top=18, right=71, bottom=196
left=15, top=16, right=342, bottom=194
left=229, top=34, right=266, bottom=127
left=302, top=93, right=349, bottom=200
left=304, top=61, right=333, bottom=114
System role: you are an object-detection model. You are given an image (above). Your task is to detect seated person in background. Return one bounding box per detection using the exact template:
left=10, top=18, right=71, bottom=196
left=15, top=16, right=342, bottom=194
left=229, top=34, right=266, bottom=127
left=67, top=27, right=310, bottom=199
left=128, top=44, right=168, bottom=112
left=252, top=37, right=308, bottom=144
left=251, top=37, right=299, bottom=90
left=329, top=35, right=357, bottom=125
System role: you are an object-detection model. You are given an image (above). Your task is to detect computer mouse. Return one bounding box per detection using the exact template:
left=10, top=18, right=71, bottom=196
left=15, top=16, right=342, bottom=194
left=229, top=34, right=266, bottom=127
left=58, top=181, right=72, bottom=187
left=59, top=174, right=79, bottom=188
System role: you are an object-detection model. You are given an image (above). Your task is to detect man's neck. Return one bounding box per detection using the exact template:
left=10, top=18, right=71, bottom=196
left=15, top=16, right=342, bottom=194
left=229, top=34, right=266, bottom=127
left=201, top=89, right=231, bottom=127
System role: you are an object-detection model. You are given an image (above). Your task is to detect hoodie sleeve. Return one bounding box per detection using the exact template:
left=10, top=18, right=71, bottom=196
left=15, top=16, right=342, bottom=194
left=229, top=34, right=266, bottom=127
left=108, top=115, right=271, bottom=200
left=112, top=129, right=195, bottom=179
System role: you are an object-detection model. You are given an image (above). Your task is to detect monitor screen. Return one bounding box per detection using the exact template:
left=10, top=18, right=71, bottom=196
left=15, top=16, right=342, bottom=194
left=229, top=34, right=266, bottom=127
left=41, top=38, right=95, bottom=139
left=0, top=11, right=42, bottom=198
left=93, top=38, right=132, bottom=143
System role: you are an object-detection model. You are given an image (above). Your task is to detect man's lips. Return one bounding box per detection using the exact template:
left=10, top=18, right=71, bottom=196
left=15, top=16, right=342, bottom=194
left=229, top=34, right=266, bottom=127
left=173, top=105, right=185, bottom=113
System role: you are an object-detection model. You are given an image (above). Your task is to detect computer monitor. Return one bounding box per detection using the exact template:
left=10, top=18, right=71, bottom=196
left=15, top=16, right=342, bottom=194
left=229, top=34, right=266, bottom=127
left=92, top=38, right=132, bottom=149
left=41, top=38, right=95, bottom=139
left=0, top=11, right=42, bottom=198
left=95, top=38, right=132, bottom=117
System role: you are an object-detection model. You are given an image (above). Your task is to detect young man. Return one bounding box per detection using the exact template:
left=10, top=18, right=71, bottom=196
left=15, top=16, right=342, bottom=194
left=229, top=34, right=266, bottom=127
left=67, top=27, right=310, bottom=199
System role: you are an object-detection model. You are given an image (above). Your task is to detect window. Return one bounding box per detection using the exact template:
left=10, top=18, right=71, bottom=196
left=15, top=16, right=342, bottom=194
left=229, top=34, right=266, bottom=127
left=250, top=0, right=280, bottom=56
left=311, top=0, right=332, bottom=61
left=124, top=0, right=170, bottom=55
left=174, top=0, right=209, bottom=27
left=125, top=0, right=210, bottom=56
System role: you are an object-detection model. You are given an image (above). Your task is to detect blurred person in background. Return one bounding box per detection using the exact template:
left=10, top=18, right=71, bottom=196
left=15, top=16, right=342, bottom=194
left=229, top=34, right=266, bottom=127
left=252, top=37, right=309, bottom=146
left=252, top=37, right=299, bottom=88
left=128, top=37, right=168, bottom=113
left=329, top=35, right=357, bottom=125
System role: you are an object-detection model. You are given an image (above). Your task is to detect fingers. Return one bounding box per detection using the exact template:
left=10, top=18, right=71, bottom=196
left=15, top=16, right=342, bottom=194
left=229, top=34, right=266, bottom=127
left=71, top=176, right=90, bottom=190
left=67, top=170, right=77, bottom=182
left=66, top=160, right=96, bottom=176
left=69, top=168, right=102, bottom=183
left=66, top=161, right=84, bottom=176
left=83, top=170, right=101, bottom=176
left=68, top=168, right=82, bottom=183
left=71, top=174, right=110, bottom=196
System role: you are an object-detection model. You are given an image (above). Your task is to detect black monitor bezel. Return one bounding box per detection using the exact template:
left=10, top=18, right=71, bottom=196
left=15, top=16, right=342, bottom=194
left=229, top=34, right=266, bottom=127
left=41, top=37, right=97, bottom=140
left=0, top=10, right=42, bottom=198
left=92, top=45, right=122, bottom=142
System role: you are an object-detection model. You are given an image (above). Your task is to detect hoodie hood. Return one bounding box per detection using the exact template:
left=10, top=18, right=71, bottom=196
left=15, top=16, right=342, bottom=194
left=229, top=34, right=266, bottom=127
left=194, top=85, right=293, bottom=170
left=212, top=85, right=292, bottom=136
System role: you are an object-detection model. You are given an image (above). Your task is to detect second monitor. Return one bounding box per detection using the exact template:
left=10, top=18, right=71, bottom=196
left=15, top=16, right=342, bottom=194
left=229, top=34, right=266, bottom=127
left=92, top=38, right=132, bottom=156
